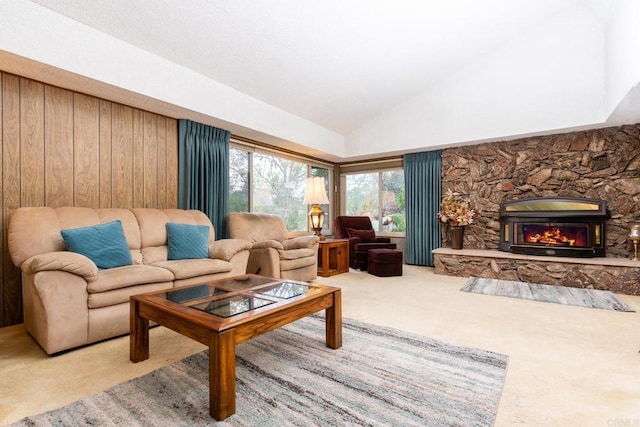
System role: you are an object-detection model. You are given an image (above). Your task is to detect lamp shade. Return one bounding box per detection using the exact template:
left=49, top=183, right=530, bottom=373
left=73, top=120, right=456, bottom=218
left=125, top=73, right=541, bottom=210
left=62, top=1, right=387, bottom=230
left=304, top=177, right=329, bottom=205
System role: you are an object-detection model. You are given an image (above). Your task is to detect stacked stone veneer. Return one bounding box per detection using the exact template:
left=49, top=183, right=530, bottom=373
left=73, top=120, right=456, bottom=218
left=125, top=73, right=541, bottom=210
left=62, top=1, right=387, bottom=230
left=434, top=249, right=640, bottom=295
left=441, top=124, right=640, bottom=256
left=436, top=124, right=640, bottom=295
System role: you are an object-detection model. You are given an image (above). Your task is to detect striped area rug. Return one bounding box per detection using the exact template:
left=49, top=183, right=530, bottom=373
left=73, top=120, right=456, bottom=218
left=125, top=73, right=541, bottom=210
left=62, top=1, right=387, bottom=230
left=462, top=277, right=634, bottom=312
left=11, top=315, right=508, bottom=427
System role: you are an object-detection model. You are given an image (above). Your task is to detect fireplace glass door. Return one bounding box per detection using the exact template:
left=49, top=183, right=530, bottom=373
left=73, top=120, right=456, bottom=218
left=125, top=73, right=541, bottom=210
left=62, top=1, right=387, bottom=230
left=499, top=196, right=607, bottom=257
left=516, top=223, right=589, bottom=248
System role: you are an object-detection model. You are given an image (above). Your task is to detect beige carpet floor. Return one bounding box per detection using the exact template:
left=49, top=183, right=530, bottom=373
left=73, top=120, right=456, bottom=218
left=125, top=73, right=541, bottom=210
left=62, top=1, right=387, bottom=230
left=1, top=265, right=639, bottom=426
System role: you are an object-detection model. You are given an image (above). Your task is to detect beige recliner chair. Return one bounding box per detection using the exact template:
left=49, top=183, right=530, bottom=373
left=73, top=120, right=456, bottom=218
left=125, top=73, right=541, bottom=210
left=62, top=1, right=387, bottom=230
left=227, top=212, right=320, bottom=281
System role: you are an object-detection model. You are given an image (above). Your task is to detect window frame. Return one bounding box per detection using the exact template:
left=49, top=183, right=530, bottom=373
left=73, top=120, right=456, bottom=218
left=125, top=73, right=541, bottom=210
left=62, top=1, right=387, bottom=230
left=229, top=140, right=335, bottom=235
left=340, top=166, right=406, bottom=238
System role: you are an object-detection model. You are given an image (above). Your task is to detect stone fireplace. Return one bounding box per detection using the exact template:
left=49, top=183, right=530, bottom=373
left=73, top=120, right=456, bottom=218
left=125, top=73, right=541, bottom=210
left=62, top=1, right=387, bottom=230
left=498, top=197, right=608, bottom=258
left=433, top=124, right=640, bottom=296
left=439, top=125, right=640, bottom=258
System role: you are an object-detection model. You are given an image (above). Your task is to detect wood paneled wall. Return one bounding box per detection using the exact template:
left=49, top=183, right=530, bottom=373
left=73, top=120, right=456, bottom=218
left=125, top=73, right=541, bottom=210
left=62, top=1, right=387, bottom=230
left=0, top=72, right=179, bottom=326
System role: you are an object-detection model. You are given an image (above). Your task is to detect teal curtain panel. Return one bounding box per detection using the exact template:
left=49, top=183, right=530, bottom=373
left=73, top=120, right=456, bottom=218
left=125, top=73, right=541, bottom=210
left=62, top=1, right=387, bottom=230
left=178, top=119, right=230, bottom=239
left=404, top=150, right=442, bottom=266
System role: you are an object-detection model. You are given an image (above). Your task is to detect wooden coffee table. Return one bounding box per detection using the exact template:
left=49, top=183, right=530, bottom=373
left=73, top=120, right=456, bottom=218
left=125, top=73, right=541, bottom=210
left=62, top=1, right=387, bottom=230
left=130, top=274, right=342, bottom=421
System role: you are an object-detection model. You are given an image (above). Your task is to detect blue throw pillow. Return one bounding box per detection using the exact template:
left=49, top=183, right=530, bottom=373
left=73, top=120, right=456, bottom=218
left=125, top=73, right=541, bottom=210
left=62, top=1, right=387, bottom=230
left=166, top=222, right=210, bottom=260
left=61, top=220, right=133, bottom=269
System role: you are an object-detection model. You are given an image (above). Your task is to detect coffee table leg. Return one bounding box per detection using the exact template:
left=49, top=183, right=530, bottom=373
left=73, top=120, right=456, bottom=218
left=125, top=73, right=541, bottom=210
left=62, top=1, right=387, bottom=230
left=326, top=289, right=343, bottom=349
left=210, top=329, right=236, bottom=420
left=130, top=299, right=149, bottom=362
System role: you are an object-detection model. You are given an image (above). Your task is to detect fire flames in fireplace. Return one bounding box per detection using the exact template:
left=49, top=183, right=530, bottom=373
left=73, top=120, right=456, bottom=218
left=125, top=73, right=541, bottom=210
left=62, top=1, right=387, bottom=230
left=521, top=224, right=587, bottom=248
left=525, top=227, right=575, bottom=246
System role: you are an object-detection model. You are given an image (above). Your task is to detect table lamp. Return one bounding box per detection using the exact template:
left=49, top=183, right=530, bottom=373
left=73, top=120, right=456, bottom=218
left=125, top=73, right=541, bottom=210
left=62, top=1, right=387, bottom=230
left=628, top=224, right=640, bottom=260
left=305, top=177, right=329, bottom=238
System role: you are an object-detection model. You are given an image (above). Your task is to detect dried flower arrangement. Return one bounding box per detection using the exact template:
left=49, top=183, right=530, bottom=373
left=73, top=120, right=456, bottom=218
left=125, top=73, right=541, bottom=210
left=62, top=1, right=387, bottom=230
left=438, top=190, right=476, bottom=227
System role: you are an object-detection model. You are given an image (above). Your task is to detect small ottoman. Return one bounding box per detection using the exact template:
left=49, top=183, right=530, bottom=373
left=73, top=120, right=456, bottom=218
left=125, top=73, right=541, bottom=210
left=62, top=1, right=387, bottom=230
left=368, top=248, right=403, bottom=277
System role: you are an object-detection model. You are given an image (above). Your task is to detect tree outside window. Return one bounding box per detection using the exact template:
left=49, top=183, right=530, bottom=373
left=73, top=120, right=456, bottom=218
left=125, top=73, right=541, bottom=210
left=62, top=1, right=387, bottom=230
left=382, top=170, right=406, bottom=232
left=253, top=153, right=307, bottom=231
left=229, top=146, right=332, bottom=233
left=346, top=173, right=380, bottom=229
left=345, top=170, right=405, bottom=233
left=229, top=148, right=249, bottom=212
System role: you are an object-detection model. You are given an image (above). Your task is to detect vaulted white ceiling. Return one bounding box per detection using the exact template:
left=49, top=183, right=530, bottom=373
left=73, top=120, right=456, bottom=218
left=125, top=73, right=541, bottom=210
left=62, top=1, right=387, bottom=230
left=2, top=0, right=639, bottom=161
left=27, top=0, right=580, bottom=135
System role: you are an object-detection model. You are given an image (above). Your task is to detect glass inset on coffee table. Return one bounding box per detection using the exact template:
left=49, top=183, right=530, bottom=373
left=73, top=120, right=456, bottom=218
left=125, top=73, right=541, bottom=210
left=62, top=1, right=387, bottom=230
left=214, top=275, right=277, bottom=291
left=130, top=274, right=342, bottom=421
left=191, top=295, right=275, bottom=318
left=164, top=284, right=228, bottom=304
left=257, top=281, right=312, bottom=299
left=158, top=275, right=319, bottom=318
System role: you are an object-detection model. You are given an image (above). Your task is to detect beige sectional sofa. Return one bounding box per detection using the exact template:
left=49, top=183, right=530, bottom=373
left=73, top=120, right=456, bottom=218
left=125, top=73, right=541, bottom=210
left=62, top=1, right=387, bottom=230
left=8, top=207, right=252, bottom=355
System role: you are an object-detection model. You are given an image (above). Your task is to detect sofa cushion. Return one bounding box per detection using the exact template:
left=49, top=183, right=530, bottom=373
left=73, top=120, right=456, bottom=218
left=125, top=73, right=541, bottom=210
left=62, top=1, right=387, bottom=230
left=87, top=265, right=174, bottom=293
left=132, top=208, right=215, bottom=264
left=61, top=220, right=133, bottom=269
left=56, top=207, right=143, bottom=265
left=88, top=281, right=173, bottom=309
left=346, top=227, right=376, bottom=243
left=152, top=258, right=233, bottom=280
left=166, top=222, right=210, bottom=260
left=227, top=212, right=289, bottom=242
left=8, top=207, right=66, bottom=268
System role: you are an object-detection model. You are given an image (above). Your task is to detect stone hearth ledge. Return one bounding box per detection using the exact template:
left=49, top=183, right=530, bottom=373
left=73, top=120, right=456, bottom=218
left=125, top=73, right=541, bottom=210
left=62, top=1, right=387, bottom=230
left=433, top=248, right=640, bottom=296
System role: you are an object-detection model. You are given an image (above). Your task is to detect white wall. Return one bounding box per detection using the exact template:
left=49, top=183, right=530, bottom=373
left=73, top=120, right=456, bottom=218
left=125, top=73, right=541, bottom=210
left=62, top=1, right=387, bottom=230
left=345, top=5, right=605, bottom=157
left=604, top=0, right=640, bottom=117
left=1, top=1, right=636, bottom=161
left=0, top=0, right=346, bottom=157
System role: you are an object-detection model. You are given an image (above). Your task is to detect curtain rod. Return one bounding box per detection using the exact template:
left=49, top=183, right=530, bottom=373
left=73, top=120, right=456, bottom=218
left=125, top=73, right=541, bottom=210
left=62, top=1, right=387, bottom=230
left=231, top=135, right=403, bottom=169
left=230, top=135, right=335, bottom=167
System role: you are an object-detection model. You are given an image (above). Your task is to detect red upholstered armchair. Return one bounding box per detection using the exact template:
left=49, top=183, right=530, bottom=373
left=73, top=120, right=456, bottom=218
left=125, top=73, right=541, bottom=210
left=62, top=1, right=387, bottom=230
left=334, top=216, right=396, bottom=271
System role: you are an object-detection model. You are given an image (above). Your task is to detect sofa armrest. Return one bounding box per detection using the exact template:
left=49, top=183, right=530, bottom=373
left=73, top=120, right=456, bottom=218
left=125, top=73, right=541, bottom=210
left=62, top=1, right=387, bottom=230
left=22, top=251, right=99, bottom=283
left=354, top=242, right=397, bottom=251
left=282, top=234, right=320, bottom=250
left=251, top=239, right=284, bottom=250
left=287, top=230, right=309, bottom=239
left=375, top=237, right=392, bottom=244
left=209, top=239, right=253, bottom=261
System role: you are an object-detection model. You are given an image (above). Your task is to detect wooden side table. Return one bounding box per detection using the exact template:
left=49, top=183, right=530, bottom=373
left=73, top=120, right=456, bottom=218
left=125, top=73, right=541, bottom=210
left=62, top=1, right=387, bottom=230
left=317, top=239, right=349, bottom=277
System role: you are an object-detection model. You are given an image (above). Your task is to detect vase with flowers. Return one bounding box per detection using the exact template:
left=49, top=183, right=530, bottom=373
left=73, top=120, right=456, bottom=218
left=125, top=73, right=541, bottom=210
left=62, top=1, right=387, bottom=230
left=438, top=190, right=476, bottom=249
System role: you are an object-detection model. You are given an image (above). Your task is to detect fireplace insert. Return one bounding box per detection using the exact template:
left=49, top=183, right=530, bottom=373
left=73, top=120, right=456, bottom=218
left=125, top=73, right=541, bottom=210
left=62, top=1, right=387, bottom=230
left=499, top=197, right=608, bottom=257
